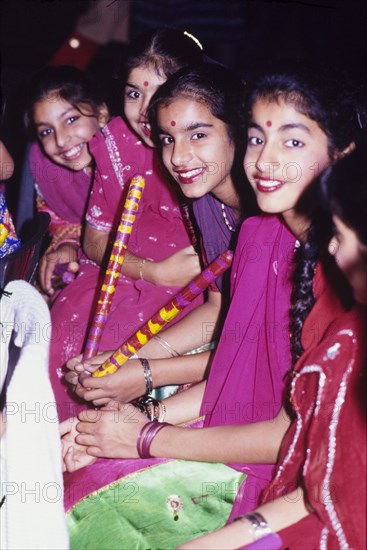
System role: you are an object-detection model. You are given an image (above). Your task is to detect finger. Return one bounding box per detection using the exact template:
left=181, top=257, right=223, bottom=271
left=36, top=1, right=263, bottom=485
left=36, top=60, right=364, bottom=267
left=66, top=354, right=83, bottom=371
left=63, top=447, right=74, bottom=472
left=77, top=408, right=103, bottom=423
left=92, top=396, right=111, bottom=407
left=75, top=432, right=98, bottom=447
left=59, top=417, right=77, bottom=437
left=79, top=388, right=107, bottom=403
left=86, top=445, right=104, bottom=458
left=65, top=371, right=78, bottom=385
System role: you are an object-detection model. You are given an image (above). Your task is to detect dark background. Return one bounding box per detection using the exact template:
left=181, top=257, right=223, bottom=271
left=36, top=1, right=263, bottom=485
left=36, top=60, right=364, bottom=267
left=1, top=0, right=366, bottom=217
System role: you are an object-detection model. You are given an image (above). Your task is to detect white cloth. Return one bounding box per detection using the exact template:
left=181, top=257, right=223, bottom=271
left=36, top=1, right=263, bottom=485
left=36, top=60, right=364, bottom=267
left=0, top=281, right=69, bottom=549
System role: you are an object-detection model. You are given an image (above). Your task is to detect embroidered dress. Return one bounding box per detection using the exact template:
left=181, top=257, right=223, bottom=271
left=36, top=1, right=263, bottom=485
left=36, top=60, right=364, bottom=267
left=49, top=117, right=203, bottom=420
left=261, top=263, right=366, bottom=549
left=0, top=193, right=20, bottom=259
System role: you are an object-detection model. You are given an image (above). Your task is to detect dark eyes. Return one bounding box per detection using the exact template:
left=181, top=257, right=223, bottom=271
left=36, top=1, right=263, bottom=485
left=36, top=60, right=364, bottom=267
left=126, top=90, right=141, bottom=100
left=247, top=136, right=263, bottom=146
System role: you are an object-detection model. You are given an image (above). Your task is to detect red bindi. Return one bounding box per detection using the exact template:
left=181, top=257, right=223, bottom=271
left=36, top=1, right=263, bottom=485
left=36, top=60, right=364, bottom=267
left=143, top=81, right=149, bottom=87
left=266, top=120, right=272, bottom=127
left=170, top=120, right=176, bottom=126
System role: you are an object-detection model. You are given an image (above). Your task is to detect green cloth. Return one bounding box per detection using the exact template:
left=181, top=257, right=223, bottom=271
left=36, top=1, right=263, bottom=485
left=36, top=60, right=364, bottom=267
left=67, top=459, right=245, bottom=549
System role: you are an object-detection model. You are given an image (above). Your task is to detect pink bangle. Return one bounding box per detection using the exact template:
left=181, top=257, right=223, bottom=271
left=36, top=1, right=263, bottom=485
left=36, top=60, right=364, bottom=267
left=136, top=421, right=171, bottom=458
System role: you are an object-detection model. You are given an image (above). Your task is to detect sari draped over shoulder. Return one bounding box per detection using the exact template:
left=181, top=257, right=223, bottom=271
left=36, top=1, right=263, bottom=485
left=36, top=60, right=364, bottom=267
left=202, top=215, right=296, bottom=517
left=30, top=141, right=91, bottom=224
left=64, top=215, right=297, bottom=550
left=261, top=263, right=367, bottom=549
left=49, top=117, right=203, bottom=421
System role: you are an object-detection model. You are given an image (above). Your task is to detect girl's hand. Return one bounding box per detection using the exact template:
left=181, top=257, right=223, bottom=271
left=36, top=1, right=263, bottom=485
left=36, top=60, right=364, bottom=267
left=60, top=417, right=96, bottom=472
left=73, top=359, right=147, bottom=406
left=148, top=246, right=201, bottom=286
left=38, top=243, right=78, bottom=295
left=65, top=351, right=114, bottom=385
left=75, top=402, right=147, bottom=458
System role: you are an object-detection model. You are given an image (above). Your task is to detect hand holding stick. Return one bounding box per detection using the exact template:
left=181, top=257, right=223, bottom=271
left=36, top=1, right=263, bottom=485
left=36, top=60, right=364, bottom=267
left=92, top=249, right=233, bottom=377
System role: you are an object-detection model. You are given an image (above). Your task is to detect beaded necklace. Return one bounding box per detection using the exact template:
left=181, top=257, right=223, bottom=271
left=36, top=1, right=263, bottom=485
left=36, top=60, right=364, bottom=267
left=220, top=202, right=236, bottom=232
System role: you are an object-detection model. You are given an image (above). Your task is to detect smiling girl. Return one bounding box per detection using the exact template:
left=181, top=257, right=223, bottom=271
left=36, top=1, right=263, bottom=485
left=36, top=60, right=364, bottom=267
left=66, top=65, right=366, bottom=549
left=24, top=65, right=109, bottom=293
left=47, top=29, right=208, bottom=421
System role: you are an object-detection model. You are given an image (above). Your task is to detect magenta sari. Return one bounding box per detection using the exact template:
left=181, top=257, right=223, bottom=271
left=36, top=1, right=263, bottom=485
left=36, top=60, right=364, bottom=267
left=64, top=215, right=296, bottom=517
left=49, top=117, right=203, bottom=421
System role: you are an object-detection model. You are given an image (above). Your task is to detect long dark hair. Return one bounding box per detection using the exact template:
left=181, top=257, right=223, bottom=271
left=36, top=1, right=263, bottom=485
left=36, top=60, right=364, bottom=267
left=321, top=142, right=367, bottom=248
left=149, top=62, right=257, bottom=218
left=246, top=66, right=367, bottom=364
left=24, top=65, right=106, bottom=137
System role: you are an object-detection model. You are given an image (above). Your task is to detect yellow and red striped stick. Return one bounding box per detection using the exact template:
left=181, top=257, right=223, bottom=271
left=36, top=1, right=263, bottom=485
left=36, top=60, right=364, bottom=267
left=92, top=249, right=233, bottom=377
left=83, top=175, right=145, bottom=360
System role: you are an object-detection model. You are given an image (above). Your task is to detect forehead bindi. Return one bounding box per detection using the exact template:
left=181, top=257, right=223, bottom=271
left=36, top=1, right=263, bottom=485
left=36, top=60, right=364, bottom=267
left=143, top=81, right=149, bottom=87
left=266, top=120, right=272, bottom=127
left=170, top=120, right=176, bottom=126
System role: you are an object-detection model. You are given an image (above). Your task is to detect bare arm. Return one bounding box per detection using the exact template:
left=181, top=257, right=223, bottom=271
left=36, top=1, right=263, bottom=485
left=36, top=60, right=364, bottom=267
left=73, top=352, right=210, bottom=407
left=83, top=223, right=200, bottom=285
left=76, top=403, right=290, bottom=465
left=178, top=488, right=309, bottom=549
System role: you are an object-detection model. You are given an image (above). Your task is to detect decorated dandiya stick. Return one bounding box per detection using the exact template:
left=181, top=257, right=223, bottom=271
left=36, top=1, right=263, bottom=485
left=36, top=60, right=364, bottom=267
left=83, top=175, right=145, bottom=360
left=92, top=249, right=233, bottom=377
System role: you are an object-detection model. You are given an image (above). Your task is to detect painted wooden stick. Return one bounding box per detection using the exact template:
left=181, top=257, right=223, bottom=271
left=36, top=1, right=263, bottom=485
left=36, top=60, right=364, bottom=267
left=92, top=249, right=233, bottom=377
left=83, top=175, right=145, bottom=360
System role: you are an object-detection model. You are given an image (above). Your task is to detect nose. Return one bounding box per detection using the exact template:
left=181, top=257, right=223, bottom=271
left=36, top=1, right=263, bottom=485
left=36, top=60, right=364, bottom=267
left=139, top=96, right=150, bottom=118
left=254, top=142, right=280, bottom=179
left=171, top=140, right=193, bottom=167
left=54, top=127, right=70, bottom=149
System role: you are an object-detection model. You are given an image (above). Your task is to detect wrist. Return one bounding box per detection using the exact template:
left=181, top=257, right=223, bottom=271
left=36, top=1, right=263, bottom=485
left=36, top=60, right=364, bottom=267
left=233, top=512, right=272, bottom=542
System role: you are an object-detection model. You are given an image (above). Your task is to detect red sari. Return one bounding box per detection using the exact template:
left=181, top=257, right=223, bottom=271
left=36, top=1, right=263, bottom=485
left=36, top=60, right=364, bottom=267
left=261, top=263, right=366, bottom=549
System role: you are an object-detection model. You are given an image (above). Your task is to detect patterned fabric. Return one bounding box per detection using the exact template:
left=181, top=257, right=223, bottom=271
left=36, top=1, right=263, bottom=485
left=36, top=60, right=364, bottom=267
left=0, top=193, right=20, bottom=259
left=262, top=262, right=366, bottom=549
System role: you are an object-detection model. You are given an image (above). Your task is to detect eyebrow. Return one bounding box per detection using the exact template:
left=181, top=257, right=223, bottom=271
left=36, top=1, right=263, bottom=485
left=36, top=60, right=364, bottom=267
left=158, top=122, right=213, bottom=134
left=35, top=107, right=76, bottom=127
left=125, top=81, right=140, bottom=90
left=248, top=121, right=311, bottom=134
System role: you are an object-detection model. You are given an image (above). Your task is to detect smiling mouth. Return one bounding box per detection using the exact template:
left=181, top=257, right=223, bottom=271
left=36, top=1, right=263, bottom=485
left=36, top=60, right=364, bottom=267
left=140, top=122, right=151, bottom=137
left=61, top=144, right=84, bottom=160
left=255, top=177, right=285, bottom=193
left=176, top=167, right=205, bottom=184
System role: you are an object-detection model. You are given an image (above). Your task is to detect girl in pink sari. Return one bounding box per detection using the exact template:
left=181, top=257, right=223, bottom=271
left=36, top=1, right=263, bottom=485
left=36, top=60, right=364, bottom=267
left=47, top=29, right=210, bottom=421
left=177, top=80, right=367, bottom=550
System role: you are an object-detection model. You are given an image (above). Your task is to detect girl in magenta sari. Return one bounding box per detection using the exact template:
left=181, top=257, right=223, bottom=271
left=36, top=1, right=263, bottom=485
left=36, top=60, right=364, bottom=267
left=177, top=85, right=367, bottom=549
left=61, top=66, right=367, bottom=550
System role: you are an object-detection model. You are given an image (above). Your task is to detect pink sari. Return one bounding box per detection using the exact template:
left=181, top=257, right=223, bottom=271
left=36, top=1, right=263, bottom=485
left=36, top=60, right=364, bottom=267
left=202, top=215, right=296, bottom=517
left=49, top=117, right=203, bottom=421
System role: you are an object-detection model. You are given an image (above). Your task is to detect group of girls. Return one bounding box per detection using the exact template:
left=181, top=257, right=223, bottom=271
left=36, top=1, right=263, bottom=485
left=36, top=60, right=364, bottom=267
left=21, top=25, right=366, bottom=550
